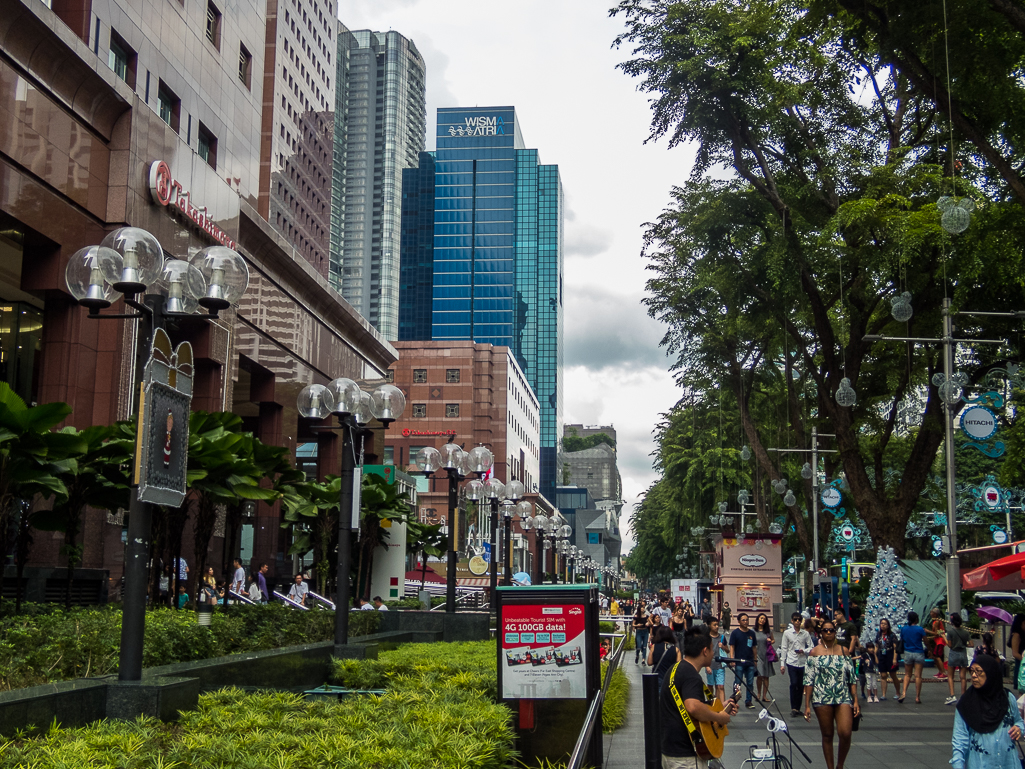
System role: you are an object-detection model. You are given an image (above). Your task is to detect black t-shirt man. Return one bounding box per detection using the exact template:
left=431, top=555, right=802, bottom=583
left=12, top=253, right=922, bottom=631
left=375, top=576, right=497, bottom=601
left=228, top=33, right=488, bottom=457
left=660, top=648, right=712, bottom=757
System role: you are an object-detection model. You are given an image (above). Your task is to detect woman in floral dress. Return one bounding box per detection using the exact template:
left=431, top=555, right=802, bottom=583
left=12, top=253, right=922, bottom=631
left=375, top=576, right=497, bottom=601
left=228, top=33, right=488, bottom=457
left=951, top=654, right=1023, bottom=769
left=804, top=620, right=860, bottom=769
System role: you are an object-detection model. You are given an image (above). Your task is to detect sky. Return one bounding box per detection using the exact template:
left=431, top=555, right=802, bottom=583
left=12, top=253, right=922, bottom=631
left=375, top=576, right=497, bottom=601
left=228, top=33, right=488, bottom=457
left=340, top=0, right=695, bottom=553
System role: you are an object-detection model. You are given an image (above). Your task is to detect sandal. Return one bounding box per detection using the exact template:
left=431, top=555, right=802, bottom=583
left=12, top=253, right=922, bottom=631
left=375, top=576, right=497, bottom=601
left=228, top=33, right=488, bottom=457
left=915, top=698, right=921, bottom=704
left=896, top=695, right=905, bottom=703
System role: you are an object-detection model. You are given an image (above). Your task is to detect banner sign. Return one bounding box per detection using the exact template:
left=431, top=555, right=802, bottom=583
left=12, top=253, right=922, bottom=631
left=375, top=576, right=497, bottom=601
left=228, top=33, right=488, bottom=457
left=500, top=603, right=587, bottom=699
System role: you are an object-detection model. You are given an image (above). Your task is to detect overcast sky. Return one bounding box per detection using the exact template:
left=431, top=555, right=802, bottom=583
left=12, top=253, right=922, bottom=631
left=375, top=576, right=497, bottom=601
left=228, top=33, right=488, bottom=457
left=340, top=0, right=695, bottom=553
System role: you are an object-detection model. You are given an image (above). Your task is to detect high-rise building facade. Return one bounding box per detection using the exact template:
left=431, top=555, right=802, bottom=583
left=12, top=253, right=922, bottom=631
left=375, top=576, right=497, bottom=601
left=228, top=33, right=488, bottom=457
left=398, top=151, right=436, bottom=341
left=257, top=0, right=337, bottom=278
left=398, top=106, right=564, bottom=501
left=329, top=28, right=426, bottom=338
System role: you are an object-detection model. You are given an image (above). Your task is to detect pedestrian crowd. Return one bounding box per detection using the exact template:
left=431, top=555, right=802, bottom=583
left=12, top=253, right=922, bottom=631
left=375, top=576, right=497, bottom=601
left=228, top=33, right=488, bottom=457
left=627, top=591, right=1025, bottom=769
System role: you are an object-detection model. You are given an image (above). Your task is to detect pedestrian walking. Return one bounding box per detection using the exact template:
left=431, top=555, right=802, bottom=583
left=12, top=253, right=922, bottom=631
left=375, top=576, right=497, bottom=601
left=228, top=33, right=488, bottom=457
left=974, top=633, right=1001, bottom=664
left=803, top=619, right=859, bottom=769
left=705, top=616, right=728, bottom=702
left=683, top=601, right=695, bottom=630
left=648, top=625, right=681, bottom=689
left=928, top=607, right=949, bottom=680
left=950, top=655, right=1023, bottom=769
left=729, top=613, right=758, bottom=709
left=633, top=605, right=650, bottom=664
left=946, top=613, right=973, bottom=705
left=875, top=618, right=900, bottom=700
left=899, top=611, right=928, bottom=704
left=781, top=611, right=814, bottom=716
left=1009, top=614, right=1025, bottom=690
left=754, top=613, right=776, bottom=702
left=722, top=601, right=732, bottom=631
left=860, top=641, right=879, bottom=702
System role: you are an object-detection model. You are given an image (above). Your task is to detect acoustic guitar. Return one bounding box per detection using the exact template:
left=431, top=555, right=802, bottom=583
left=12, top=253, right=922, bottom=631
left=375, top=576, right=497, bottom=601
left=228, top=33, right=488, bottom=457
left=695, top=684, right=742, bottom=759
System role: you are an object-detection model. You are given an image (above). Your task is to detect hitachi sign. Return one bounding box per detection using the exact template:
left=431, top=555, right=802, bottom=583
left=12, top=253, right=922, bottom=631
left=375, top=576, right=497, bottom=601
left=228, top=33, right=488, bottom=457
left=447, top=115, right=506, bottom=137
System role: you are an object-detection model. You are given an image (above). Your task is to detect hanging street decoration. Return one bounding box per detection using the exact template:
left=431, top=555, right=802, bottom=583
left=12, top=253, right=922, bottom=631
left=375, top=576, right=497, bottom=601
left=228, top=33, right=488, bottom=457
left=959, top=392, right=1005, bottom=457
left=821, top=485, right=842, bottom=509
left=840, top=523, right=856, bottom=542
left=932, top=371, right=970, bottom=404
left=890, top=291, right=913, bottom=322
left=835, top=377, right=857, bottom=407
left=938, top=196, right=975, bottom=234
left=991, top=526, right=1009, bottom=545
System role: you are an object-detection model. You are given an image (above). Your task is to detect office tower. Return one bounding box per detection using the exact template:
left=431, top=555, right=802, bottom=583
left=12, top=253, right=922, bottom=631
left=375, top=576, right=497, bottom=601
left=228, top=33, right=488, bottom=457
left=398, top=107, right=564, bottom=501
left=258, top=0, right=337, bottom=278
left=330, top=28, right=427, bottom=338
left=398, top=151, right=436, bottom=341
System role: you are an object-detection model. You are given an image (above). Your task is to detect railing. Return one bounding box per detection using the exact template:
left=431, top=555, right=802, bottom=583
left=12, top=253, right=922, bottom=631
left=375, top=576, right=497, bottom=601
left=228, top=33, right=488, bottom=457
left=307, top=591, right=335, bottom=610
left=225, top=589, right=256, bottom=605
left=430, top=589, right=484, bottom=610
left=567, top=631, right=627, bottom=769
left=272, top=590, right=308, bottom=610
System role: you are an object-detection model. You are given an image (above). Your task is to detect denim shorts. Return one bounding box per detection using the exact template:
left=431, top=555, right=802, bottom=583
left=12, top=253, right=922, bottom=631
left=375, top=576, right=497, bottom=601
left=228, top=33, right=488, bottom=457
left=948, top=650, right=969, bottom=668
left=707, top=668, right=725, bottom=686
left=903, top=651, right=925, bottom=665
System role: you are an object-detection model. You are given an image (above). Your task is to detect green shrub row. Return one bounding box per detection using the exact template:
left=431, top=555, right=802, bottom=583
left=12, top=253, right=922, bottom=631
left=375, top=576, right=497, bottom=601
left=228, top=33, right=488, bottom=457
left=0, top=604, right=380, bottom=691
left=0, top=685, right=517, bottom=769
left=601, top=662, right=629, bottom=733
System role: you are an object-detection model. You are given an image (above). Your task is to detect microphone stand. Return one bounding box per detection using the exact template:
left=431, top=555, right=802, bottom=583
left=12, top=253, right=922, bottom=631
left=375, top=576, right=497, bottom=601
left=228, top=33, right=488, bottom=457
left=719, top=658, right=813, bottom=765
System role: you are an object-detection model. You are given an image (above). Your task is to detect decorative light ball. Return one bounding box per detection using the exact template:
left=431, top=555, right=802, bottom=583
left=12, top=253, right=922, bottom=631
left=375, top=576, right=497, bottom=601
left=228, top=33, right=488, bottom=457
left=158, top=259, right=205, bottom=314
left=297, top=383, right=334, bottom=419
left=484, top=478, right=506, bottom=500
left=439, top=443, right=464, bottom=470
left=464, top=479, right=484, bottom=501
left=466, top=446, right=494, bottom=475
left=65, top=246, right=122, bottom=311
left=738, top=490, right=749, bottom=505
left=938, top=196, right=975, bottom=235
left=718, top=502, right=727, bottom=513
left=189, top=245, right=249, bottom=309
left=769, top=522, right=783, bottom=535
left=801, top=462, right=813, bottom=480
left=369, top=384, right=406, bottom=424
left=835, top=377, right=857, bottom=407
left=100, top=227, right=165, bottom=294
left=415, top=447, right=442, bottom=474
left=783, top=489, right=797, bottom=507
left=353, top=390, right=374, bottom=426
left=516, top=500, right=532, bottom=517
left=505, top=480, right=525, bottom=501
left=533, top=514, right=549, bottom=530
left=543, top=540, right=552, bottom=550
left=890, top=291, right=913, bottom=323
left=327, top=378, right=362, bottom=416
left=740, top=445, right=752, bottom=461
left=521, top=516, right=534, bottom=531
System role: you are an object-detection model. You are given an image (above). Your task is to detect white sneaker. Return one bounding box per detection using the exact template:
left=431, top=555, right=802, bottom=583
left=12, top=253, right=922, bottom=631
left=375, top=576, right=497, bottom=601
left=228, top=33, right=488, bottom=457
left=945, top=696, right=957, bottom=705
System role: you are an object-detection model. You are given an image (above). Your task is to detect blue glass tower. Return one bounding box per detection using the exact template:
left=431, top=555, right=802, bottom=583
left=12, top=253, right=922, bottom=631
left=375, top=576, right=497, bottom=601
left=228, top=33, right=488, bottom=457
left=398, top=106, right=563, bottom=501
left=398, top=151, right=436, bottom=342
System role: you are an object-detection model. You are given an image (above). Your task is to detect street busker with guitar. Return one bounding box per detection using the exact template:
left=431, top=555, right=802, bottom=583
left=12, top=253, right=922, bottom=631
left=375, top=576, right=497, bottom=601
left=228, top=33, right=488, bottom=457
left=660, top=626, right=740, bottom=769
left=804, top=619, right=860, bottom=769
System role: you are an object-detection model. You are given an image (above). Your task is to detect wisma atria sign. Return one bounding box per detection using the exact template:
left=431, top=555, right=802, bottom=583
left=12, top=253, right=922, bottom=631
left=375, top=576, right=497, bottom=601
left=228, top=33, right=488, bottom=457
left=448, top=115, right=506, bottom=137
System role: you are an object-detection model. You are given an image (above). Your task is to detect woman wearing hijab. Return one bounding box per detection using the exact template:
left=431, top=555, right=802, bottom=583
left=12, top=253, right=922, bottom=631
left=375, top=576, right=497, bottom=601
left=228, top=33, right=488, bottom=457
left=951, top=655, right=1024, bottom=769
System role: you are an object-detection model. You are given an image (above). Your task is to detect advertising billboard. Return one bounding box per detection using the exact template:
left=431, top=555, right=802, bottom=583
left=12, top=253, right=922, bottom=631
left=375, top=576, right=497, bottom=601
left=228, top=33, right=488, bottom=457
left=500, top=603, right=588, bottom=699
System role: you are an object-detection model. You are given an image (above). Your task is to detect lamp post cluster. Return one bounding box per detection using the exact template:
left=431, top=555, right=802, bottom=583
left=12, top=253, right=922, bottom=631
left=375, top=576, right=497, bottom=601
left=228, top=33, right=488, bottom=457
left=296, top=378, right=407, bottom=646
left=521, top=510, right=573, bottom=584
left=64, top=226, right=251, bottom=683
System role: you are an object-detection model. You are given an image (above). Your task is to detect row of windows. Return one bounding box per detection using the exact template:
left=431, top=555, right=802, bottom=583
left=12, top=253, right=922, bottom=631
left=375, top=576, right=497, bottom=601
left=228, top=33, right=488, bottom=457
left=410, top=404, right=459, bottom=418
left=411, top=368, right=461, bottom=383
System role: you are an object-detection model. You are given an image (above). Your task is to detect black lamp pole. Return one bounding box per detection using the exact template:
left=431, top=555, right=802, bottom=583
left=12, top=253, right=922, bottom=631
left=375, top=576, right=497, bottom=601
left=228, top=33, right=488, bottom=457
left=489, top=496, right=499, bottom=605
left=335, top=415, right=355, bottom=645
left=446, top=468, right=459, bottom=613
left=502, top=506, right=513, bottom=586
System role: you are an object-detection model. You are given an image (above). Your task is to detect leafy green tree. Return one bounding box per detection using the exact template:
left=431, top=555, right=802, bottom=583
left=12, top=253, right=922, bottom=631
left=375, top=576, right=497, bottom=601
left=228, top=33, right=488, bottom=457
left=281, top=475, right=342, bottom=595
left=31, top=424, right=134, bottom=608
left=612, top=0, right=1025, bottom=561
left=354, top=473, right=412, bottom=601
left=406, top=520, right=447, bottom=589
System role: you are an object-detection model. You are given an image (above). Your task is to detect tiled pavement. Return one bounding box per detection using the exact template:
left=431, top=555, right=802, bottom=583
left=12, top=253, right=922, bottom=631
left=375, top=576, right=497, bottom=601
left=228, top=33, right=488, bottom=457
left=605, top=656, right=968, bottom=769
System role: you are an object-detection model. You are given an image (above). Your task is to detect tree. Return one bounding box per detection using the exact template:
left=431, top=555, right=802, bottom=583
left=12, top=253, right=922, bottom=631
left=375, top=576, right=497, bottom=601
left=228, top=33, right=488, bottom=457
left=353, top=473, right=412, bottom=601
left=612, top=0, right=1025, bottom=563
left=406, top=520, right=447, bottom=589
left=31, top=424, right=133, bottom=608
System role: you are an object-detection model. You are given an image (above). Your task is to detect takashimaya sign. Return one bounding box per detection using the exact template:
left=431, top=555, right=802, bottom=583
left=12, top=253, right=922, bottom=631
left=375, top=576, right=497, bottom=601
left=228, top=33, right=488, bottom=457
left=402, top=428, right=457, bottom=437
left=148, top=161, right=237, bottom=249
left=447, top=115, right=506, bottom=137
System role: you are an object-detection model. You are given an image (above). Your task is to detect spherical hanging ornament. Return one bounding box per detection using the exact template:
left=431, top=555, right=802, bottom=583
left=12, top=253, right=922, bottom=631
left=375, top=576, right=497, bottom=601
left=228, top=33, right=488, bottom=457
left=938, top=196, right=975, bottom=235
left=801, top=462, right=813, bottom=480
left=890, top=291, right=913, bottom=322
left=740, top=445, right=752, bottom=461
left=718, top=502, right=727, bottom=513
left=835, top=377, right=857, bottom=407
left=783, top=489, right=797, bottom=507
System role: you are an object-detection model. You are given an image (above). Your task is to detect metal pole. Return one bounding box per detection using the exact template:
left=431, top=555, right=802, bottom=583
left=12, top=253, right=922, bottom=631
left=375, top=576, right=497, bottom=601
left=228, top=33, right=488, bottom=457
left=447, top=470, right=459, bottom=613
left=489, top=498, right=499, bottom=605
left=812, top=427, right=819, bottom=575
left=335, top=418, right=354, bottom=644
left=943, top=298, right=962, bottom=615
left=503, top=510, right=513, bottom=586
left=118, top=488, right=151, bottom=681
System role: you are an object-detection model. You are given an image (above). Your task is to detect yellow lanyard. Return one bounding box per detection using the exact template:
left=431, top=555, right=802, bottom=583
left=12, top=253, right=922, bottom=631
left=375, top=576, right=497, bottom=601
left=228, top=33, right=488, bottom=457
left=668, top=661, right=714, bottom=740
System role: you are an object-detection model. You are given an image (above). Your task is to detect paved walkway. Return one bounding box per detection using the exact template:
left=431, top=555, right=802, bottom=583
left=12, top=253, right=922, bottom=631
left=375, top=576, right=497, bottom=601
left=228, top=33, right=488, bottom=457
left=605, top=657, right=970, bottom=769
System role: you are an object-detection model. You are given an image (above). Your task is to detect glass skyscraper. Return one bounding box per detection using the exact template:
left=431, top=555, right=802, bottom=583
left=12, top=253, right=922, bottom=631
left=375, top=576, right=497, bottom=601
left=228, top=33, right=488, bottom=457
left=330, top=27, right=426, bottom=339
left=398, top=106, right=564, bottom=500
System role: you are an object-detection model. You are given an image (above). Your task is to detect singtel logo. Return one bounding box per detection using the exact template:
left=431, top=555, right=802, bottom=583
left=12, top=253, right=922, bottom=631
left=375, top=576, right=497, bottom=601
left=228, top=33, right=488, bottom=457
left=738, top=554, right=768, bottom=568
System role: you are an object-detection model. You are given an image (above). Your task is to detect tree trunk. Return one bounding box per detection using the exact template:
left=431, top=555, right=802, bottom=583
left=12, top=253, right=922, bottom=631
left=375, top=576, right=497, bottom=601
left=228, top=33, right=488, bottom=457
left=14, top=504, right=33, bottom=614
left=63, top=508, right=82, bottom=609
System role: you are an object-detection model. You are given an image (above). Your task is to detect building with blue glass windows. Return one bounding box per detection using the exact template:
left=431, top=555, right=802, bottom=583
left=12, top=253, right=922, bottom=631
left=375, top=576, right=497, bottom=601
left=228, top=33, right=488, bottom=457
left=398, top=106, right=563, bottom=501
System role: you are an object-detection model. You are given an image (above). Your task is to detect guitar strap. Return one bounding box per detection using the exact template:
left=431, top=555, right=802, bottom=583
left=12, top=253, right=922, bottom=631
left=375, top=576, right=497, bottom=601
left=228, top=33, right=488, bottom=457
left=668, top=661, right=714, bottom=747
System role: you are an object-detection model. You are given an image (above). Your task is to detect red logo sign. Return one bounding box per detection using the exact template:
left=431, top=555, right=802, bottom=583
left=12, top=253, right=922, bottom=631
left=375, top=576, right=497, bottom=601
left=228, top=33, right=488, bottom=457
left=401, top=428, right=457, bottom=437
left=148, top=161, right=237, bottom=250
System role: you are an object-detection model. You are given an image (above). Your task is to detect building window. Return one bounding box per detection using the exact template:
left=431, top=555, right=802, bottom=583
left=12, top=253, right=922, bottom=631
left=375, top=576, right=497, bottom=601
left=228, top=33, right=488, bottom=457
left=383, top=370, right=394, bottom=382
left=107, top=31, right=136, bottom=87
left=413, top=369, right=427, bottom=383
left=445, top=404, right=459, bottom=418
left=446, top=369, right=460, bottom=383
left=238, top=43, right=253, bottom=88
left=412, top=404, right=427, bottom=418
left=383, top=446, right=394, bottom=465
left=206, top=1, right=222, bottom=49
left=157, top=82, right=180, bottom=132
left=198, top=123, right=217, bottom=169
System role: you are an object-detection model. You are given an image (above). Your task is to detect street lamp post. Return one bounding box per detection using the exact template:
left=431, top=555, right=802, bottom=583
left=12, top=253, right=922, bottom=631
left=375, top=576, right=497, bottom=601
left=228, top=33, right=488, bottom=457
left=297, top=378, right=405, bottom=645
left=65, top=228, right=250, bottom=683
left=484, top=477, right=505, bottom=605
left=503, top=482, right=524, bottom=585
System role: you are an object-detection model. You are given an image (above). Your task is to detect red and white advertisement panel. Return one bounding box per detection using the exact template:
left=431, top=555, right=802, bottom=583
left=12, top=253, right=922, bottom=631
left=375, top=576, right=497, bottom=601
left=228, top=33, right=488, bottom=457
left=501, top=603, right=587, bottom=699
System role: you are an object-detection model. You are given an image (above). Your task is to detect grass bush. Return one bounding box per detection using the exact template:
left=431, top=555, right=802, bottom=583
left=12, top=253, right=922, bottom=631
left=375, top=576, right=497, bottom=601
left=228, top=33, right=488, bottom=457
left=601, top=662, right=629, bottom=733
left=0, top=604, right=380, bottom=691
left=0, top=686, right=517, bottom=768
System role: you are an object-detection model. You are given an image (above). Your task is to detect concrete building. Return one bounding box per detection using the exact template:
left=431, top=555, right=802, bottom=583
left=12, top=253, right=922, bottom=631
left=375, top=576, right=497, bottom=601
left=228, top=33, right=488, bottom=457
left=0, top=0, right=396, bottom=598
left=557, top=486, right=622, bottom=583
left=330, top=27, right=426, bottom=338
left=257, top=0, right=337, bottom=278
left=562, top=443, right=622, bottom=508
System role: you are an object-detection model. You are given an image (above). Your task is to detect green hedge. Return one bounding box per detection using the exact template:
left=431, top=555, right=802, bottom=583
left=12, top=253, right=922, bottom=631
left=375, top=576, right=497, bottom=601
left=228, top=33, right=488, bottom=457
left=0, top=686, right=517, bottom=769
left=601, top=662, right=629, bottom=733
left=0, top=604, right=380, bottom=691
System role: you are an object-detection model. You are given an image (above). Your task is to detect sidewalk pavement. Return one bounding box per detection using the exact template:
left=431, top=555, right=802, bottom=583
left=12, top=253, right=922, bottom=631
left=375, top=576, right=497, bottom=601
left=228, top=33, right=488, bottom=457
left=605, top=658, right=970, bottom=769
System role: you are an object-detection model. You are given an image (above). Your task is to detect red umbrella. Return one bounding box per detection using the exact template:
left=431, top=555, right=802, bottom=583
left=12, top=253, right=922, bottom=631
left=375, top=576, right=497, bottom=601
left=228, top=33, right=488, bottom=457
left=961, top=551, right=1025, bottom=590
